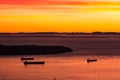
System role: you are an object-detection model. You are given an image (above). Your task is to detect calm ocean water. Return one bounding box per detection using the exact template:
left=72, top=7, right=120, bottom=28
left=0, top=34, right=120, bottom=80
left=0, top=55, right=120, bottom=80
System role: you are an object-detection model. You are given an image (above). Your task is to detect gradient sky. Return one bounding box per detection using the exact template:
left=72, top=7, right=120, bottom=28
left=0, top=0, right=120, bottom=32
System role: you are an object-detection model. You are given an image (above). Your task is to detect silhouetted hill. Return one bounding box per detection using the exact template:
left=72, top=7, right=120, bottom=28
left=0, top=45, right=73, bottom=55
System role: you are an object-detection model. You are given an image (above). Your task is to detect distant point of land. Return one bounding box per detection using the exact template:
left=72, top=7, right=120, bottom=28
left=0, top=45, right=73, bottom=55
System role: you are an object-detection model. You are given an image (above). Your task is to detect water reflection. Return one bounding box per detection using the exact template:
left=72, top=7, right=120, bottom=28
left=0, top=55, right=120, bottom=80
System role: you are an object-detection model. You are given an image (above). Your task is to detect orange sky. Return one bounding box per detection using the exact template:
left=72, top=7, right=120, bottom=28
left=0, top=0, right=120, bottom=32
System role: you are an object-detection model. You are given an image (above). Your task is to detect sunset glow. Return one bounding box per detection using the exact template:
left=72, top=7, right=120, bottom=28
left=0, top=0, right=120, bottom=32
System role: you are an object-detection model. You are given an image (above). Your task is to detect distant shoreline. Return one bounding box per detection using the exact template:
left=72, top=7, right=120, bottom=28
left=0, top=32, right=120, bottom=38
left=0, top=32, right=120, bottom=34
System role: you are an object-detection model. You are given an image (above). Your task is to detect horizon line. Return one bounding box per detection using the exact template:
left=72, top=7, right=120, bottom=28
left=0, top=31, right=120, bottom=34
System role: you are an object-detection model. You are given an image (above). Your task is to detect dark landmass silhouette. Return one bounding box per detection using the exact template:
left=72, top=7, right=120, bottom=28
left=0, top=32, right=120, bottom=34
left=0, top=45, right=73, bottom=55
left=0, top=32, right=120, bottom=38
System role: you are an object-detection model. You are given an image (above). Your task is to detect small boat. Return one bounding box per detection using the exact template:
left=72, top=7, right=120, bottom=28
left=53, top=77, right=56, bottom=80
left=87, top=59, right=97, bottom=63
left=24, top=61, right=45, bottom=65
left=21, top=57, right=34, bottom=60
